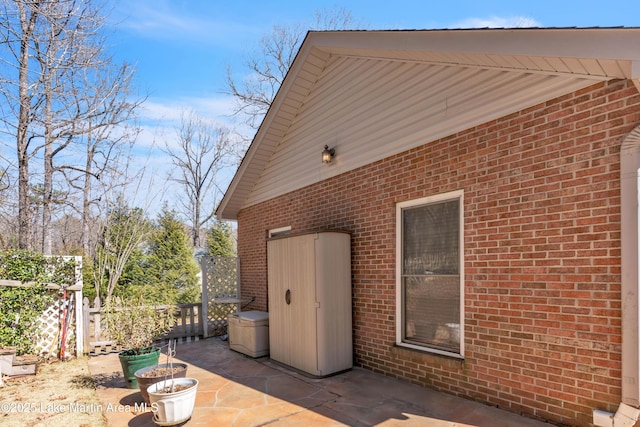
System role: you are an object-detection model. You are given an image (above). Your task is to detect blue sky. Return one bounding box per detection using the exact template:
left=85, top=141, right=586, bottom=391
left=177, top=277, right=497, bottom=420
left=107, top=0, right=640, bottom=142
left=102, top=0, right=639, bottom=212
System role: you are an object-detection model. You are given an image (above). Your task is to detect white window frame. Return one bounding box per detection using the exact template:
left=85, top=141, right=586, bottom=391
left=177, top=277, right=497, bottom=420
left=395, top=190, right=464, bottom=358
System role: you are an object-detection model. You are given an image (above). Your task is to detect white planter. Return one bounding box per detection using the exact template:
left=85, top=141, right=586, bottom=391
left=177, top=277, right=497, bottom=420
left=147, top=378, right=198, bottom=426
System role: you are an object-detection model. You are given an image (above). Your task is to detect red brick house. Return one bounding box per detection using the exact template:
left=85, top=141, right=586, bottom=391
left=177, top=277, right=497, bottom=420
left=216, top=28, right=640, bottom=426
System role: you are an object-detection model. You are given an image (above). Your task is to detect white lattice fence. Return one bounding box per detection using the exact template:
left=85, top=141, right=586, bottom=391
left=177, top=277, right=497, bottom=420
left=35, top=299, right=62, bottom=355
left=33, top=292, right=76, bottom=358
left=200, top=256, right=240, bottom=337
left=0, top=255, right=83, bottom=359
left=0, top=282, right=83, bottom=358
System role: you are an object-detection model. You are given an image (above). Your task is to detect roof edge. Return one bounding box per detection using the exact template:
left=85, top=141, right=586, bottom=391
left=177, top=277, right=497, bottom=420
left=216, top=27, right=640, bottom=221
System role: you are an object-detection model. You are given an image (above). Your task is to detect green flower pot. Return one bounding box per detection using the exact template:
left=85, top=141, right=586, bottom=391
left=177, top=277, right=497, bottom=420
left=118, top=348, right=160, bottom=389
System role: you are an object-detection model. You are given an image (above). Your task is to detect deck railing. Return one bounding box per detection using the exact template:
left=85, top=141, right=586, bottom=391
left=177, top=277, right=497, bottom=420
left=82, top=297, right=204, bottom=355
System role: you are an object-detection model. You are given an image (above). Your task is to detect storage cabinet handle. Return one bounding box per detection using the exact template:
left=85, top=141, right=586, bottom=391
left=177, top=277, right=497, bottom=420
left=285, top=289, right=291, bottom=305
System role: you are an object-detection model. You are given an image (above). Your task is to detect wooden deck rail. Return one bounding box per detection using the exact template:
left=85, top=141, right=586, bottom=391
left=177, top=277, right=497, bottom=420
left=82, top=297, right=204, bottom=355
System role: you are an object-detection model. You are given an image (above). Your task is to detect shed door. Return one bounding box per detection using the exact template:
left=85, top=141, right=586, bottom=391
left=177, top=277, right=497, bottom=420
left=267, top=234, right=318, bottom=373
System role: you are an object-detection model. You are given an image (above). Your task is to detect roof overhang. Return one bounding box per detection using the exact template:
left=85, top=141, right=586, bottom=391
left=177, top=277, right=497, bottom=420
left=217, top=28, right=640, bottom=221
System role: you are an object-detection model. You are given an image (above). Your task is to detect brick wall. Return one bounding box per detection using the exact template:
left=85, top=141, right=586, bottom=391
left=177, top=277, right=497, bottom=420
left=236, top=79, right=640, bottom=426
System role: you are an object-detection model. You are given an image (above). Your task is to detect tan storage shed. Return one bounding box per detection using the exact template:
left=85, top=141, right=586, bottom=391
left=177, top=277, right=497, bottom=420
left=267, top=231, right=352, bottom=377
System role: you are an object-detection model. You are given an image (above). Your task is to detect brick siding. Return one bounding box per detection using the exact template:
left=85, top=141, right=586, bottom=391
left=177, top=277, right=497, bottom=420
left=236, top=79, right=640, bottom=426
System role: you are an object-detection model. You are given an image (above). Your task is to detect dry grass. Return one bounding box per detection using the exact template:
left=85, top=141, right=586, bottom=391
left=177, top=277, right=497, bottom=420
left=0, top=357, right=106, bottom=427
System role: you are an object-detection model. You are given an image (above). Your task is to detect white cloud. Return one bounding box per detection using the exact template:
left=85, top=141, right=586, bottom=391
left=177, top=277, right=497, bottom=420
left=134, top=123, right=165, bottom=150
left=452, top=16, right=541, bottom=29
left=135, top=94, right=254, bottom=152
left=139, top=101, right=183, bottom=123
left=141, top=95, right=238, bottom=124
left=112, top=0, right=259, bottom=45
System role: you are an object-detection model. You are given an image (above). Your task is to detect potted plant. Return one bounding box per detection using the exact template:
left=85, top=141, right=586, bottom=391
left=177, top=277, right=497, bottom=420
left=134, top=343, right=187, bottom=405
left=104, top=293, right=175, bottom=389
left=146, top=340, right=198, bottom=425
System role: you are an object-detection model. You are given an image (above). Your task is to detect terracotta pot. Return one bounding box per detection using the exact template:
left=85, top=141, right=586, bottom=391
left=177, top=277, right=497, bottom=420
left=134, top=363, right=187, bottom=405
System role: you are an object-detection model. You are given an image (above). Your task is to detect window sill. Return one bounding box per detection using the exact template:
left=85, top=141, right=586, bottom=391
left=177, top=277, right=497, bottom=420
left=391, top=343, right=464, bottom=368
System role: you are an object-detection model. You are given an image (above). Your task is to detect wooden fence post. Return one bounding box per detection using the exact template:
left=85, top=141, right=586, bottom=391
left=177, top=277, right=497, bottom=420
left=93, top=297, right=101, bottom=344
left=82, top=297, right=90, bottom=355
left=74, top=289, right=83, bottom=356
left=201, top=256, right=209, bottom=338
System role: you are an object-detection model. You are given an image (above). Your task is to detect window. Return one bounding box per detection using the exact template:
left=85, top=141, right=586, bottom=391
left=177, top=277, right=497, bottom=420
left=396, top=190, right=464, bottom=358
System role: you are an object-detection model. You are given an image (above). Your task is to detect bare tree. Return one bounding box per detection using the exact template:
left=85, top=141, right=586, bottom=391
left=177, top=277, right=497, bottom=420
left=34, top=0, right=102, bottom=255
left=93, top=197, right=151, bottom=305
left=61, top=61, right=144, bottom=256
left=90, top=156, right=161, bottom=305
left=36, top=1, right=143, bottom=256
left=225, top=7, right=363, bottom=130
left=0, top=0, right=41, bottom=249
left=0, top=164, right=11, bottom=250
left=165, top=110, right=232, bottom=247
left=50, top=210, right=82, bottom=253
left=0, top=0, right=141, bottom=253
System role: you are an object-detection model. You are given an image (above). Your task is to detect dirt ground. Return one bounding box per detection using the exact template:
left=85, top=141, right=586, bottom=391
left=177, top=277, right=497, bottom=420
left=0, top=357, right=106, bottom=427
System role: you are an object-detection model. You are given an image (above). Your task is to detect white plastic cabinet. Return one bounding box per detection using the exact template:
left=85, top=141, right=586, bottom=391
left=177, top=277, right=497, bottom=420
left=228, top=311, right=269, bottom=358
left=267, top=231, right=352, bottom=376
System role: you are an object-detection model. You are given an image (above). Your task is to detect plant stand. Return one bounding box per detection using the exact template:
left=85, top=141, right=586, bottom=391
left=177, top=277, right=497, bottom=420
left=148, top=378, right=198, bottom=426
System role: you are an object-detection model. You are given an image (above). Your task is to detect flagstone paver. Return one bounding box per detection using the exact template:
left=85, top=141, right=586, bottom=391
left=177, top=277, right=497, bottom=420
left=88, top=337, right=554, bottom=426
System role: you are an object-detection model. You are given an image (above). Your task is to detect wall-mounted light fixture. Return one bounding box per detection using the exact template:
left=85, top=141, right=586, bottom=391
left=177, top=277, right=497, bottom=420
left=322, top=145, right=336, bottom=164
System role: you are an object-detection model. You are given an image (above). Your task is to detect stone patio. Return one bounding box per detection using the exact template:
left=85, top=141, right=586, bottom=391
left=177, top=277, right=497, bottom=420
left=88, top=337, right=554, bottom=426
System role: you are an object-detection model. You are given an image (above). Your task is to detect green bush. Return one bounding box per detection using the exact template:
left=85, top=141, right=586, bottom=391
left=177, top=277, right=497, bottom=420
left=0, top=250, right=76, bottom=355
left=104, top=291, right=175, bottom=354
